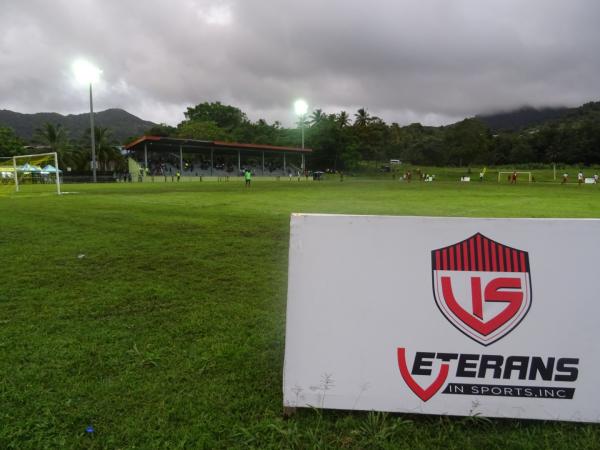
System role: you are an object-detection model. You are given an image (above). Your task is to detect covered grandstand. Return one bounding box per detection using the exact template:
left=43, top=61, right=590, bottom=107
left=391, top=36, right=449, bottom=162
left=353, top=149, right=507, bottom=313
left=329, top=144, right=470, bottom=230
left=124, top=136, right=312, bottom=178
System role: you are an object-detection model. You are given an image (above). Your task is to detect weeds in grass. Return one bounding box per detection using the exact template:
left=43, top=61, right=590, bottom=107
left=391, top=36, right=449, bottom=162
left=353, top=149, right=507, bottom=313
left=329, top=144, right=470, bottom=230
left=319, top=373, right=335, bottom=409
left=268, top=421, right=301, bottom=448
left=351, top=411, right=413, bottom=448
left=126, top=342, right=159, bottom=368
left=460, top=412, right=494, bottom=427
left=354, top=412, right=395, bottom=442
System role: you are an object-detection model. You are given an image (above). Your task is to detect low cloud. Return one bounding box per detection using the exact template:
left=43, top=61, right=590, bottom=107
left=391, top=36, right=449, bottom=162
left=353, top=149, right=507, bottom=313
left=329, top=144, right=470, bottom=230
left=1, top=0, right=599, bottom=126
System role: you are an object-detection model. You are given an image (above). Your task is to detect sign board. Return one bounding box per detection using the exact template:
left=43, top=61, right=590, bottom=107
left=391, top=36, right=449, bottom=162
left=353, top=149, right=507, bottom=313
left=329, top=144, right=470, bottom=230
left=284, top=214, right=600, bottom=422
left=585, top=178, right=596, bottom=184
left=460, top=177, right=470, bottom=182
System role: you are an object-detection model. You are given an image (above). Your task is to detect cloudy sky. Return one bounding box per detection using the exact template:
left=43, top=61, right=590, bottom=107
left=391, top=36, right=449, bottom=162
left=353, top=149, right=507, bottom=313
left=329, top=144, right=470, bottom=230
left=1, top=0, right=599, bottom=126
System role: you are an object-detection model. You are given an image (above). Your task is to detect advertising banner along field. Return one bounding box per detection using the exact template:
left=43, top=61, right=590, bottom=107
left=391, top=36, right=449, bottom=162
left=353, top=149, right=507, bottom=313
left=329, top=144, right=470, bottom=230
left=283, top=214, right=600, bottom=422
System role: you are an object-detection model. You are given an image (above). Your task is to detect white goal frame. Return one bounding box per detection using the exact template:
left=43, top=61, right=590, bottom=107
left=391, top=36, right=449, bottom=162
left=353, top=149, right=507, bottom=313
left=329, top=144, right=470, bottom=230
left=13, top=152, right=61, bottom=195
left=498, top=171, right=532, bottom=183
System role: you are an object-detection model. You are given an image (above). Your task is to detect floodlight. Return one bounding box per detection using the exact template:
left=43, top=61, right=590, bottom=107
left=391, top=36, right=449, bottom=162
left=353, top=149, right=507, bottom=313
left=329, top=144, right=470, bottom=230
left=72, top=59, right=101, bottom=182
left=72, top=59, right=102, bottom=84
left=294, top=99, right=308, bottom=116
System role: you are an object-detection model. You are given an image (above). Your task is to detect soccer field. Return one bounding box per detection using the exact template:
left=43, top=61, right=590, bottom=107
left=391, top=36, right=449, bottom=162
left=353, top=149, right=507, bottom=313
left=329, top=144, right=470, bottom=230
left=1, top=180, right=599, bottom=449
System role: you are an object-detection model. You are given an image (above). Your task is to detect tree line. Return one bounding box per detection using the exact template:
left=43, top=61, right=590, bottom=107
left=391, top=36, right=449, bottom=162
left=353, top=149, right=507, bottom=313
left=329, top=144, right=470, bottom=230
left=1, top=101, right=599, bottom=170
left=145, top=101, right=600, bottom=169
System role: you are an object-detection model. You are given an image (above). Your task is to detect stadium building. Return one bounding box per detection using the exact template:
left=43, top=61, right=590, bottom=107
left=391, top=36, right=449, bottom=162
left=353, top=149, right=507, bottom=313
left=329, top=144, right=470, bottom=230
left=125, top=136, right=312, bottom=178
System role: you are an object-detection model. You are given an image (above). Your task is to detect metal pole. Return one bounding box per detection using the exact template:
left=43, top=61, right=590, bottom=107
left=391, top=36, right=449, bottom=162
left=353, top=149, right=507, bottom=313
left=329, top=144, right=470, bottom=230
left=89, top=83, right=97, bottom=182
left=144, top=143, right=148, bottom=179
left=12, top=155, right=19, bottom=192
left=262, top=151, right=265, bottom=176
left=300, top=114, right=305, bottom=174
left=301, top=114, right=305, bottom=150
left=553, top=163, right=556, bottom=181
left=237, top=150, right=241, bottom=173
left=179, top=145, right=183, bottom=176
left=54, top=152, right=61, bottom=195
left=283, top=152, right=286, bottom=174
left=210, top=148, right=214, bottom=176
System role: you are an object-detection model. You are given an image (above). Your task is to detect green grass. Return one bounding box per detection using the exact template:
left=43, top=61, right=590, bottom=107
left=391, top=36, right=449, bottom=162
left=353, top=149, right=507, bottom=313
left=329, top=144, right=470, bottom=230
left=1, top=179, right=599, bottom=449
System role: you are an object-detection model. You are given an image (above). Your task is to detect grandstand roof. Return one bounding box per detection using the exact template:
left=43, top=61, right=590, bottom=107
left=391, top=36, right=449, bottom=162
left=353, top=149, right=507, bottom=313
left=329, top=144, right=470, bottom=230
left=125, top=136, right=312, bottom=154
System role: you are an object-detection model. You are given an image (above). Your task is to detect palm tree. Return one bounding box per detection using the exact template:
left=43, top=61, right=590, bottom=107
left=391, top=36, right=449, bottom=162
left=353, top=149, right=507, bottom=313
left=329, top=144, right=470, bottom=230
left=309, top=109, right=325, bottom=127
left=35, top=122, right=83, bottom=169
left=337, top=111, right=350, bottom=128
left=85, top=127, right=122, bottom=171
left=354, top=108, right=371, bottom=127
left=35, top=123, right=69, bottom=152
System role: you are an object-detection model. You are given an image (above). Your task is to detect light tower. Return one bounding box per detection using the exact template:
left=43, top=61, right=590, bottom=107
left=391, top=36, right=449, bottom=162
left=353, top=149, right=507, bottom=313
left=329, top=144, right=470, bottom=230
left=294, top=99, right=308, bottom=171
left=73, top=59, right=102, bottom=182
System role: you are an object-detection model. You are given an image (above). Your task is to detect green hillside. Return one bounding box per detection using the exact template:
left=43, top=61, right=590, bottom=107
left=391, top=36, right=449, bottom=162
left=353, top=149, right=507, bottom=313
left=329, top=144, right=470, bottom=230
left=0, top=108, right=156, bottom=143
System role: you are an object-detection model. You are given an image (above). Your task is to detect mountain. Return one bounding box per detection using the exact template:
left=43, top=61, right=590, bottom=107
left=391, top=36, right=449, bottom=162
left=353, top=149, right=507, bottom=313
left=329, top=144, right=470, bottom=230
left=558, top=101, right=600, bottom=126
left=477, top=106, right=572, bottom=132
left=0, top=108, right=157, bottom=143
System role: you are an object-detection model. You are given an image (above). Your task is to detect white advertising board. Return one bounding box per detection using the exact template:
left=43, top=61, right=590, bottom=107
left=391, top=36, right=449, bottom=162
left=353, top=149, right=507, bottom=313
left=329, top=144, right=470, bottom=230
left=284, top=214, right=600, bottom=422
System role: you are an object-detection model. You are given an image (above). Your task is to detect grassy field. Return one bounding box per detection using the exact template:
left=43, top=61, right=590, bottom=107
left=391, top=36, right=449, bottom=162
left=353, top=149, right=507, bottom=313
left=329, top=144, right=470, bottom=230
left=1, top=179, right=599, bottom=449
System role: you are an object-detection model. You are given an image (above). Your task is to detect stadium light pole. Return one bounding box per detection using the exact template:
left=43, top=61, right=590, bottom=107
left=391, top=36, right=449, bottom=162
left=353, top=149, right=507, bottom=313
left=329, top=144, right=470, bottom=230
left=73, top=59, right=102, bottom=182
left=294, top=99, right=308, bottom=170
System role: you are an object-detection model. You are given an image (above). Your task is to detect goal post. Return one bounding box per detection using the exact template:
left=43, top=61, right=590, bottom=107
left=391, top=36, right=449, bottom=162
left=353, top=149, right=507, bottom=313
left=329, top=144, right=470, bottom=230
left=0, top=152, right=62, bottom=195
left=498, top=171, right=532, bottom=183
left=0, top=157, right=15, bottom=194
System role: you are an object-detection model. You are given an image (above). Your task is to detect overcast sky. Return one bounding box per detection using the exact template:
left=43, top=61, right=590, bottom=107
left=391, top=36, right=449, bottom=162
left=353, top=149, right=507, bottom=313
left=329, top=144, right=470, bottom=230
left=1, top=0, right=599, bottom=126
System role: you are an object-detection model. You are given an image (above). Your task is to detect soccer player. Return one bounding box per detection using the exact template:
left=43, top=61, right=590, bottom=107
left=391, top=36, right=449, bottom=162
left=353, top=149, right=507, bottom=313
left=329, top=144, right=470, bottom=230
left=245, top=169, right=251, bottom=187
left=578, top=171, right=584, bottom=186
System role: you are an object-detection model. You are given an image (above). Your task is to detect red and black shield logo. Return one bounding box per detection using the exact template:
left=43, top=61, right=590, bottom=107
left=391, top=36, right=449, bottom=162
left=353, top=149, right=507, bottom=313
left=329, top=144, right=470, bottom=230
left=432, top=233, right=532, bottom=346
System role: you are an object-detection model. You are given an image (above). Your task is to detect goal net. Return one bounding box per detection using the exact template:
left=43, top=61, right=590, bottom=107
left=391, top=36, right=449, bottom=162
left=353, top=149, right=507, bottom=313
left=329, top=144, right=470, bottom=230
left=497, top=171, right=532, bottom=183
left=0, top=152, right=61, bottom=195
